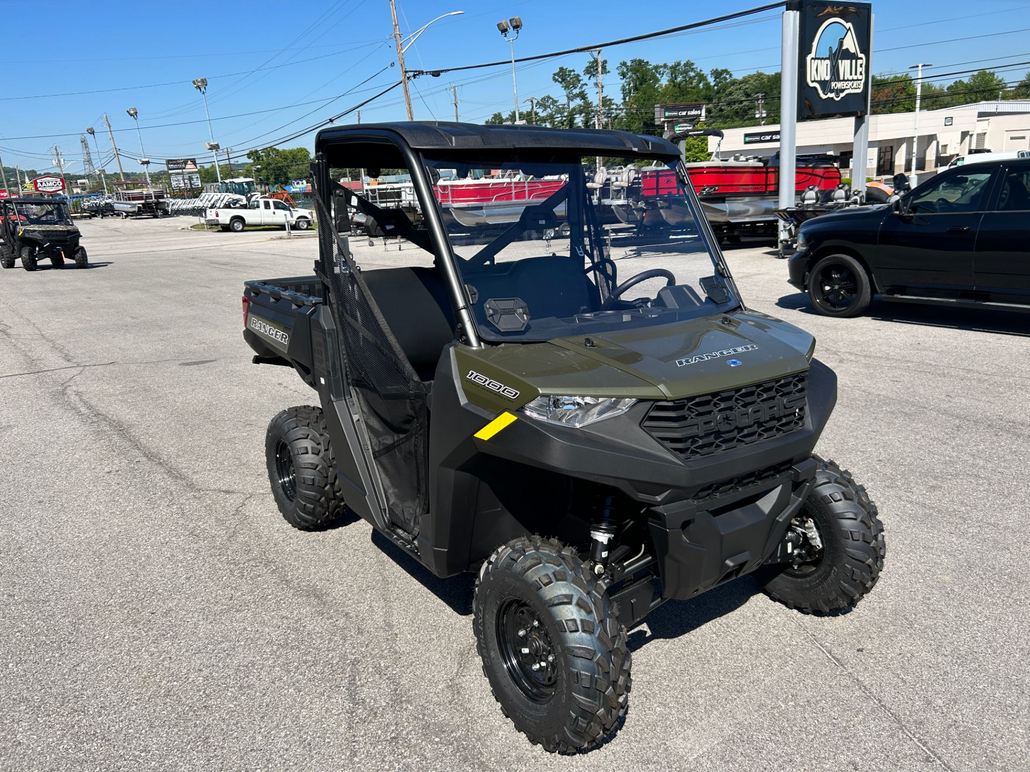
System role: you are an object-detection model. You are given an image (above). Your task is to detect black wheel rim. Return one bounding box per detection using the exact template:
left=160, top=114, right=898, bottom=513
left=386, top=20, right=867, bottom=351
left=815, top=264, right=857, bottom=311
left=274, top=440, right=297, bottom=501
left=497, top=599, right=558, bottom=703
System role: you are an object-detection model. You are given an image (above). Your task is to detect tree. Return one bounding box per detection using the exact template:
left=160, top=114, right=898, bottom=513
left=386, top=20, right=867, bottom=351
left=707, top=71, right=780, bottom=128
left=616, top=58, right=666, bottom=135
left=244, top=146, right=312, bottom=187
left=1012, top=71, right=1030, bottom=99
left=552, top=66, right=590, bottom=129
left=947, top=70, right=1008, bottom=104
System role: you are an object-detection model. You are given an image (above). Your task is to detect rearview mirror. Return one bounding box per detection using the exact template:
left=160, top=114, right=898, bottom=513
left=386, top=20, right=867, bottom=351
left=891, top=197, right=907, bottom=215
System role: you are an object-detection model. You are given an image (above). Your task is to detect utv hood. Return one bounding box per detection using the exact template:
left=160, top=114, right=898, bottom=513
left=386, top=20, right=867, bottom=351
left=458, top=310, right=814, bottom=410
left=550, top=311, right=813, bottom=399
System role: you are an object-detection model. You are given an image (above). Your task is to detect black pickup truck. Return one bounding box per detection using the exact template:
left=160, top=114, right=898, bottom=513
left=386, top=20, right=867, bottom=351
left=788, top=157, right=1030, bottom=317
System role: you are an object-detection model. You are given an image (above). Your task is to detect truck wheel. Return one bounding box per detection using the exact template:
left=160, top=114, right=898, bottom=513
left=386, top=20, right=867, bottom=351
left=757, top=457, right=885, bottom=614
left=51, top=251, right=65, bottom=268
left=265, top=406, right=348, bottom=530
left=229, top=218, right=246, bottom=233
left=73, top=247, right=89, bottom=268
left=0, top=246, right=14, bottom=269
left=20, top=246, right=37, bottom=271
left=473, top=536, right=631, bottom=754
left=293, top=218, right=311, bottom=231
left=807, top=254, right=871, bottom=317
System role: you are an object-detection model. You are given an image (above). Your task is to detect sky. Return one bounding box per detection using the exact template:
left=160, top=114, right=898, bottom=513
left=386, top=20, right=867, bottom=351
left=1, top=0, right=1029, bottom=177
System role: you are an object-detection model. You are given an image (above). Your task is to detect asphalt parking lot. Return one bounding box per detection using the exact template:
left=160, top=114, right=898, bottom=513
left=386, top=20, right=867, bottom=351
left=2, top=216, right=1027, bottom=771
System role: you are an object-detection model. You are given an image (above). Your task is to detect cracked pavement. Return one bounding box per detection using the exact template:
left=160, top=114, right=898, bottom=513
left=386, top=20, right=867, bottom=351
left=0, top=217, right=1027, bottom=770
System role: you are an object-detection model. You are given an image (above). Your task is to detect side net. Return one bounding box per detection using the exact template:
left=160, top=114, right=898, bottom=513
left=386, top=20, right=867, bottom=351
left=315, top=180, right=428, bottom=537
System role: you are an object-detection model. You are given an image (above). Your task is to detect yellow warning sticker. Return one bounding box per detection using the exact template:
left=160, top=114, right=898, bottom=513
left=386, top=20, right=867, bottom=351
left=474, top=411, right=518, bottom=441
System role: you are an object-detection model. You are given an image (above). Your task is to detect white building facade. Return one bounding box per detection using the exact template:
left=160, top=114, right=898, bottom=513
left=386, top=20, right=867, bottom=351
left=711, top=101, right=1030, bottom=180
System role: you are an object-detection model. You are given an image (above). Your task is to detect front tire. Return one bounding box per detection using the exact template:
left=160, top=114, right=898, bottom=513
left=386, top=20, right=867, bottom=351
left=265, top=406, right=348, bottom=530
left=0, top=245, right=14, bottom=269
left=473, top=536, right=631, bottom=754
left=758, top=457, right=885, bottom=614
left=20, top=245, right=37, bottom=271
left=73, top=247, right=89, bottom=268
left=293, top=217, right=311, bottom=231
left=807, top=254, right=871, bottom=317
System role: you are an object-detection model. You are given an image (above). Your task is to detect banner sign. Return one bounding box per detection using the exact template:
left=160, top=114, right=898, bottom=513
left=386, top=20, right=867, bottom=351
left=165, top=158, right=199, bottom=173
left=744, top=131, right=781, bottom=145
left=32, top=175, right=66, bottom=193
left=0, top=190, right=8, bottom=199
left=655, top=103, right=706, bottom=124
left=799, top=1, right=872, bottom=120
left=169, top=172, right=202, bottom=190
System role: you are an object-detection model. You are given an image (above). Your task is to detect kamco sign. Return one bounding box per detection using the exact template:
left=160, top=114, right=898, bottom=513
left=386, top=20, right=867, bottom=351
left=798, top=1, right=872, bottom=120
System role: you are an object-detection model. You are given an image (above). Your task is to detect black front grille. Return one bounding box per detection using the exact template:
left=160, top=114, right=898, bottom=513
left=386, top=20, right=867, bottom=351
left=643, top=373, right=807, bottom=459
left=692, top=461, right=793, bottom=503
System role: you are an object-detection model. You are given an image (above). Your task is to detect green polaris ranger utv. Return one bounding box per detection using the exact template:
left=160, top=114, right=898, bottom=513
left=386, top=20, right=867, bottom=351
left=242, top=123, right=885, bottom=754
left=0, top=197, right=88, bottom=271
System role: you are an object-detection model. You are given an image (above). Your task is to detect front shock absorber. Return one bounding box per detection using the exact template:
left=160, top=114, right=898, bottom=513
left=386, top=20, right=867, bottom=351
left=589, top=494, right=619, bottom=576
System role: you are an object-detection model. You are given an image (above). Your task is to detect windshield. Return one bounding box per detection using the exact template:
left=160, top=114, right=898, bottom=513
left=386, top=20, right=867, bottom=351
left=423, top=155, right=735, bottom=342
left=15, top=202, right=72, bottom=226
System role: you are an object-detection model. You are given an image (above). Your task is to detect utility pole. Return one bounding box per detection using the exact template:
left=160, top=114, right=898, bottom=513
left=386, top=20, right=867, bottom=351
left=909, top=63, right=932, bottom=187
left=52, top=145, right=66, bottom=186
left=525, top=96, right=536, bottom=124
left=225, top=147, right=233, bottom=178
left=104, top=114, right=126, bottom=182
left=0, top=147, right=10, bottom=197
left=756, top=93, right=767, bottom=125
left=389, top=0, right=414, bottom=121
left=594, top=49, right=604, bottom=172
left=451, top=85, right=460, bottom=122
left=357, top=110, right=361, bottom=124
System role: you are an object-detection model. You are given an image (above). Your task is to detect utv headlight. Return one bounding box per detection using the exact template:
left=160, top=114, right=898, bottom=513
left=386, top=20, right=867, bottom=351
left=521, top=395, right=636, bottom=428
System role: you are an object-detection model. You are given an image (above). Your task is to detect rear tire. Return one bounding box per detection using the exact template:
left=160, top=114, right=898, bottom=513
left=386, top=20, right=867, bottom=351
left=229, top=218, right=245, bottom=233
left=20, top=245, right=37, bottom=271
left=807, top=254, right=871, bottom=317
left=73, top=247, right=89, bottom=268
left=757, top=457, right=885, bottom=614
left=265, top=406, right=348, bottom=530
left=473, top=536, right=631, bottom=754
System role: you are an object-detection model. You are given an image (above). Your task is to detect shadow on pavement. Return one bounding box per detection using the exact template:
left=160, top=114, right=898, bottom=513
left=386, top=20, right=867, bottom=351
left=371, top=529, right=475, bottom=616
left=777, top=293, right=1030, bottom=336
left=626, top=578, right=758, bottom=652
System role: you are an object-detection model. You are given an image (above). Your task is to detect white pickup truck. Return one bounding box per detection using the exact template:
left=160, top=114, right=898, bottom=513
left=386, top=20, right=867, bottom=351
left=206, top=197, right=314, bottom=232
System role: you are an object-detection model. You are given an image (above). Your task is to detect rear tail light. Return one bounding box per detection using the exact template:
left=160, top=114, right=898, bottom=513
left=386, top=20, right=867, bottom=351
left=242, top=296, right=250, bottom=328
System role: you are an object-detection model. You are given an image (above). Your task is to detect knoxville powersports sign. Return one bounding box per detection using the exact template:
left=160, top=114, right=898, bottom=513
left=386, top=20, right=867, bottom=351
left=798, top=1, right=872, bottom=120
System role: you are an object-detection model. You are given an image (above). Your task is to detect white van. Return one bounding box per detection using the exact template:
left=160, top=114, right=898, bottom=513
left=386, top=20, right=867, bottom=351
left=947, top=150, right=1030, bottom=169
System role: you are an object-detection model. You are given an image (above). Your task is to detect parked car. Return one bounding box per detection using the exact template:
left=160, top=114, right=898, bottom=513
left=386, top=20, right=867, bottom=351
left=206, top=197, right=313, bottom=232
left=788, top=157, right=1030, bottom=317
left=946, top=150, right=1030, bottom=169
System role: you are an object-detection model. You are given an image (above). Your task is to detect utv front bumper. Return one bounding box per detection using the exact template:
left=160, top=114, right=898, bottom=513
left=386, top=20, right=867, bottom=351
left=473, top=360, right=836, bottom=600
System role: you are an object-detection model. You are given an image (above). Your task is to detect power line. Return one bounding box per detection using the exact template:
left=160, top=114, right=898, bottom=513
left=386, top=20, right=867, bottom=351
left=407, top=3, right=786, bottom=76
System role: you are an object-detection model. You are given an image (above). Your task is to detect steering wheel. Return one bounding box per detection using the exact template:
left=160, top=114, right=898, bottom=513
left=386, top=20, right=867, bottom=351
left=600, top=268, right=676, bottom=310
left=935, top=198, right=954, bottom=213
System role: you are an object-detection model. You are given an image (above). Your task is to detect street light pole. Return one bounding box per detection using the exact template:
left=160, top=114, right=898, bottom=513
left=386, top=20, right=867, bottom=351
left=193, top=78, right=222, bottom=185
left=0, top=146, right=9, bottom=197
left=390, top=0, right=414, bottom=121
left=391, top=7, right=465, bottom=122
left=909, top=63, right=932, bottom=186
left=86, top=128, right=108, bottom=195
left=126, top=108, right=152, bottom=188
left=498, top=17, right=523, bottom=122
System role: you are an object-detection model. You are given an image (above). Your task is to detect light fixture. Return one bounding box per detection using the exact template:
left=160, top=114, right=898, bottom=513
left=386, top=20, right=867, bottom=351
left=206, top=141, right=220, bottom=151
left=126, top=107, right=138, bottom=119
left=192, top=77, right=208, bottom=92
left=509, top=16, right=522, bottom=31
left=497, top=19, right=509, bottom=34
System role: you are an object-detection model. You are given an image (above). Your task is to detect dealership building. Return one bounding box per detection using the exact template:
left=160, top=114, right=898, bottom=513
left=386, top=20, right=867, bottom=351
left=709, top=100, right=1030, bottom=179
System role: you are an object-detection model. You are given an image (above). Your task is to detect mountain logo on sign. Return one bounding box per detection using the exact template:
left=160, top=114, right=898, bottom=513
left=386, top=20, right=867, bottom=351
left=805, top=18, right=867, bottom=101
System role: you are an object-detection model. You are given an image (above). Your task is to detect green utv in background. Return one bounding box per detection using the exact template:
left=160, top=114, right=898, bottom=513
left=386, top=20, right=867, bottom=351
left=0, top=198, right=88, bottom=271
left=241, top=123, right=885, bottom=754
